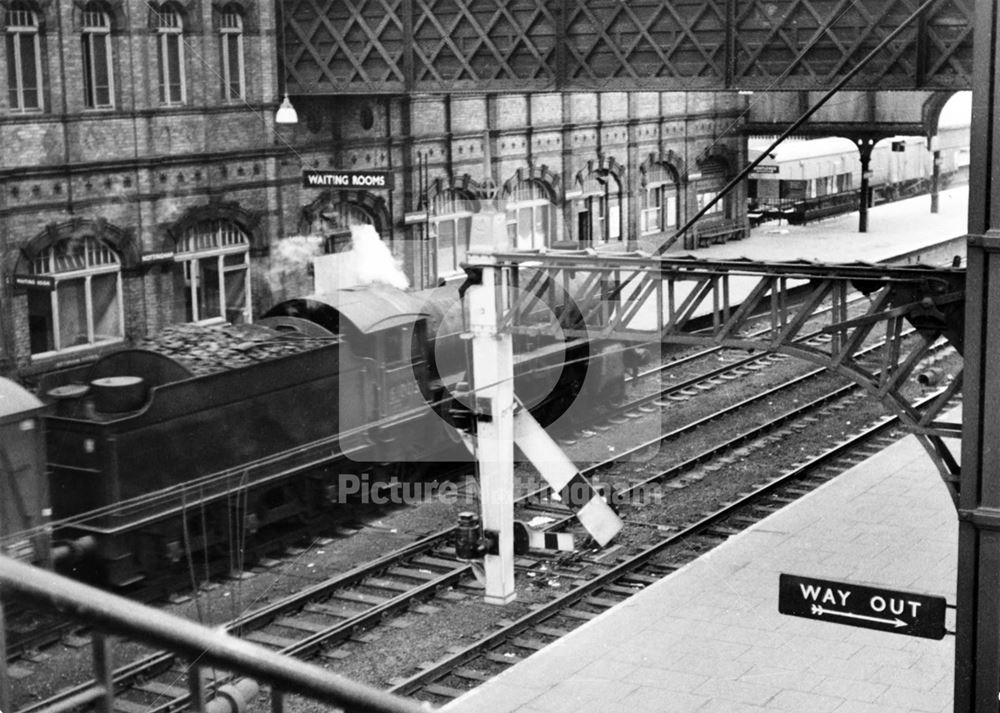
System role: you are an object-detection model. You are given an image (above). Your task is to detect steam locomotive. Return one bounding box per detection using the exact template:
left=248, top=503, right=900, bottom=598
left=0, top=278, right=629, bottom=586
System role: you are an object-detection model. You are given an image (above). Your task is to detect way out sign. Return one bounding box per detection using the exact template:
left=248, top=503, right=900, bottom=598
left=779, top=574, right=946, bottom=639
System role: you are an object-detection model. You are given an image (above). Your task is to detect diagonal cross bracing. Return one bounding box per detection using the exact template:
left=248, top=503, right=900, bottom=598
left=284, top=0, right=972, bottom=93
left=467, top=251, right=966, bottom=504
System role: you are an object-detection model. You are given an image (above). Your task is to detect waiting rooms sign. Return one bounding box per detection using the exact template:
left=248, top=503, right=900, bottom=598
left=303, top=170, right=394, bottom=190
left=12, top=274, right=55, bottom=290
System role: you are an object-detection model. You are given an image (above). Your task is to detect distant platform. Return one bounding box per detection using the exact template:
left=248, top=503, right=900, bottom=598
left=446, top=412, right=959, bottom=713
left=662, top=185, right=969, bottom=265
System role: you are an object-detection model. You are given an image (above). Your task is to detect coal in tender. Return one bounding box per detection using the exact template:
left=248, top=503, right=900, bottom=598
left=134, top=323, right=333, bottom=375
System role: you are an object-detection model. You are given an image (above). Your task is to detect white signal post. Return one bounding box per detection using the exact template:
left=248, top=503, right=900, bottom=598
left=464, top=213, right=624, bottom=603
left=466, top=247, right=517, bottom=605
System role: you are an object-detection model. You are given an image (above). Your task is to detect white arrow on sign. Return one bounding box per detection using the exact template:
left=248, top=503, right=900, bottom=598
left=810, top=604, right=906, bottom=629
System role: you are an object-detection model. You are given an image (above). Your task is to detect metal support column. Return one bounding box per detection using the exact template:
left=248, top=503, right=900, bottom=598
left=467, top=251, right=516, bottom=605
left=956, top=2, right=1000, bottom=712
left=858, top=139, right=874, bottom=233
left=931, top=137, right=941, bottom=214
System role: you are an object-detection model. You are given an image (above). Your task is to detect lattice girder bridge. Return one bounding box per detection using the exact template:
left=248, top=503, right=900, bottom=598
left=468, top=250, right=966, bottom=502
left=283, top=0, right=974, bottom=95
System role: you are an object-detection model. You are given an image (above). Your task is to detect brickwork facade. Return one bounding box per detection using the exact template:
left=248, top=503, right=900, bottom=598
left=0, top=0, right=749, bottom=380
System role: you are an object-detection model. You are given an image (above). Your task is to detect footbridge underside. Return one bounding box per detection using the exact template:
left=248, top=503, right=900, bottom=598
left=468, top=250, right=966, bottom=503
left=284, top=0, right=973, bottom=95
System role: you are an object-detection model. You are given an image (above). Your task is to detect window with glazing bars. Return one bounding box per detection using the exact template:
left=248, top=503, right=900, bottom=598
left=5, top=3, right=43, bottom=111
left=155, top=7, right=184, bottom=104
left=641, top=164, right=677, bottom=235
left=26, top=237, right=123, bottom=355
left=173, top=219, right=251, bottom=324
left=82, top=4, right=113, bottom=108
left=505, top=181, right=552, bottom=250
left=219, top=7, right=244, bottom=100
left=431, top=192, right=474, bottom=278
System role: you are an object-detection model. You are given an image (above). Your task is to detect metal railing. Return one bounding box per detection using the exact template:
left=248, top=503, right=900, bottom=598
left=0, top=556, right=429, bottom=713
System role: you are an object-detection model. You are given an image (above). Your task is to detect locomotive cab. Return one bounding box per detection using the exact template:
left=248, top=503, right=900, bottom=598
left=264, top=285, right=463, bottom=468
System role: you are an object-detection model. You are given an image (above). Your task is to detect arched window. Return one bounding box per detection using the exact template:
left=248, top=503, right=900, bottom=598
left=575, top=169, right=621, bottom=246
left=430, top=190, right=475, bottom=278
left=26, top=236, right=123, bottom=356
left=219, top=6, right=244, bottom=100
left=318, top=201, right=375, bottom=253
left=640, top=163, right=678, bottom=235
left=504, top=180, right=552, bottom=250
left=695, top=158, right=728, bottom=218
left=155, top=6, right=185, bottom=105
left=172, top=219, right=250, bottom=324
left=81, top=3, right=114, bottom=108
left=5, top=2, right=43, bottom=111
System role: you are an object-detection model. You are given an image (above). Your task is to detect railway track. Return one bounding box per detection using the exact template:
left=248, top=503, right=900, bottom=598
left=0, top=307, right=838, bottom=664
left=11, top=329, right=957, bottom=713
left=388, top=392, right=956, bottom=704
left=3, top=290, right=879, bottom=662
left=560, top=290, right=890, bottom=447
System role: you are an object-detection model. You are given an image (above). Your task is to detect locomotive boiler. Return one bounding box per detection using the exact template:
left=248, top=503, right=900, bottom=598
left=3, top=278, right=628, bottom=587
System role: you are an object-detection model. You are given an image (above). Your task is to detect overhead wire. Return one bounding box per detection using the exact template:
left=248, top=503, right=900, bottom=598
left=2, top=0, right=956, bottom=644
left=656, top=0, right=944, bottom=254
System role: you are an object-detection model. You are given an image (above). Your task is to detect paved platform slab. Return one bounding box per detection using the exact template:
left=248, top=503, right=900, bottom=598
left=661, top=185, right=969, bottom=263
left=446, top=424, right=959, bottom=713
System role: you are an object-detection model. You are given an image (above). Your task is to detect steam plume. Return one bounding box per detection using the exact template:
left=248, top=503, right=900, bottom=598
left=348, top=224, right=409, bottom=290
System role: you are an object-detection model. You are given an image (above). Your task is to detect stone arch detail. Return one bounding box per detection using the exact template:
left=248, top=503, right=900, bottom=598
left=1, top=0, right=53, bottom=31
left=298, top=190, right=390, bottom=238
left=70, top=0, right=124, bottom=32
left=163, top=202, right=265, bottom=256
left=639, top=150, right=685, bottom=186
left=574, top=155, right=624, bottom=186
left=15, top=217, right=139, bottom=272
left=694, top=144, right=737, bottom=178
left=210, top=0, right=257, bottom=33
left=425, top=174, right=483, bottom=207
left=501, top=164, right=561, bottom=202
left=146, top=0, right=200, bottom=32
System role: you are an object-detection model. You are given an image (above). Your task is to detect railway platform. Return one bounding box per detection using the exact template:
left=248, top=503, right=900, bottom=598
left=445, top=193, right=968, bottom=713
left=664, top=184, right=969, bottom=264
left=445, top=416, right=959, bottom=713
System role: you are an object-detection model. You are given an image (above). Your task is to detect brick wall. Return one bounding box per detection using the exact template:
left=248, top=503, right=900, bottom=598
left=0, top=0, right=751, bottom=378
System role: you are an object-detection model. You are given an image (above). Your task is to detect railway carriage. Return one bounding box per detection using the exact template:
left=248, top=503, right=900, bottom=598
left=748, top=129, right=969, bottom=225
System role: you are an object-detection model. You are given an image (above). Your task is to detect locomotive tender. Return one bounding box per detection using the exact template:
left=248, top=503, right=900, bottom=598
left=1, top=278, right=627, bottom=586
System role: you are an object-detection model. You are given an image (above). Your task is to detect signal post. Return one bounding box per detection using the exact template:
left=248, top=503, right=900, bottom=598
left=462, top=214, right=624, bottom=605
left=465, top=223, right=517, bottom=605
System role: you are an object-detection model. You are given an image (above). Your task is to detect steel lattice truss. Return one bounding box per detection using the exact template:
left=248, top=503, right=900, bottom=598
left=474, top=252, right=966, bottom=502
left=282, top=0, right=973, bottom=94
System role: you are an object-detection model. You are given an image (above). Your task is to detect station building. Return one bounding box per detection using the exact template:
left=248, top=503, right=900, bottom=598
left=0, top=0, right=748, bottom=380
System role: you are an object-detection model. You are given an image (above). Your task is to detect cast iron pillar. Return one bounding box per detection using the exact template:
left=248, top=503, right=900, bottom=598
left=956, top=2, right=1000, bottom=712
left=931, top=138, right=941, bottom=214
left=857, top=137, right=875, bottom=233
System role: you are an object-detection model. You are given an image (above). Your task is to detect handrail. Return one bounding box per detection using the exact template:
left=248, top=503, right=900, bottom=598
left=0, top=556, right=429, bottom=713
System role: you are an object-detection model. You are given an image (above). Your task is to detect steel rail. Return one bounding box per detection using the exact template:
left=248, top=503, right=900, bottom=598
left=0, top=557, right=429, bottom=713
left=524, top=328, right=927, bottom=505
left=13, top=330, right=889, bottom=713
left=15, top=530, right=468, bottom=713
left=15, top=335, right=952, bottom=713
left=389, top=390, right=957, bottom=698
